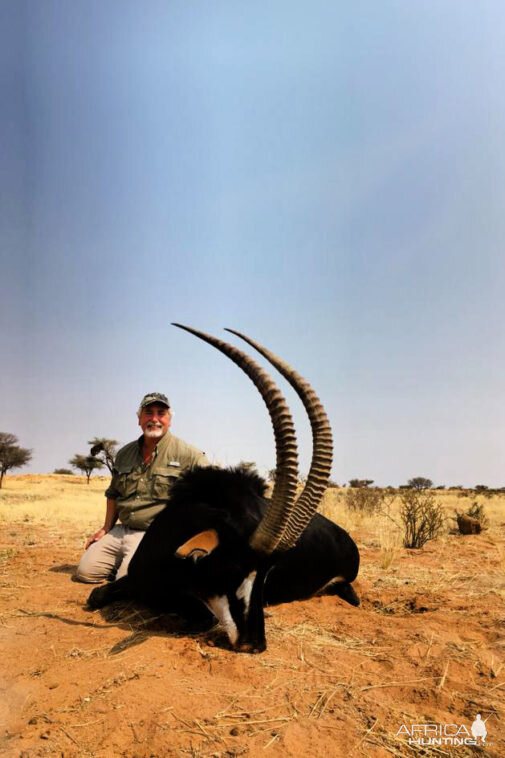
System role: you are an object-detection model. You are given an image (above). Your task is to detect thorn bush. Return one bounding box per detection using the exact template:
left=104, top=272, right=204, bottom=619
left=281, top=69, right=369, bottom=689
left=400, top=489, right=445, bottom=549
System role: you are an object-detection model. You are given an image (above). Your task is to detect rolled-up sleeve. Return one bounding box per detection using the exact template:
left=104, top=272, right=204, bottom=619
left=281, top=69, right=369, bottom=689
left=105, top=470, right=121, bottom=499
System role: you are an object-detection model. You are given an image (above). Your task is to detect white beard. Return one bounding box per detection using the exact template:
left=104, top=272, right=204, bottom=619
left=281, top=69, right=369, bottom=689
left=144, top=424, right=164, bottom=439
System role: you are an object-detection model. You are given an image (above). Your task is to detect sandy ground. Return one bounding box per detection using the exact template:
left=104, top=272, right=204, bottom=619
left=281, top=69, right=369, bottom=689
left=1, top=476, right=504, bottom=757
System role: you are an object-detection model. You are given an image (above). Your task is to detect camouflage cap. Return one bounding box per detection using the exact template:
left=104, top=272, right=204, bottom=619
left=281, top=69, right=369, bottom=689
left=139, top=392, right=170, bottom=409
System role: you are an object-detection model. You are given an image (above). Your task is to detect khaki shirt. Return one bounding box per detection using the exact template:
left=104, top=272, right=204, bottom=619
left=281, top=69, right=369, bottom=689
left=105, top=432, right=210, bottom=529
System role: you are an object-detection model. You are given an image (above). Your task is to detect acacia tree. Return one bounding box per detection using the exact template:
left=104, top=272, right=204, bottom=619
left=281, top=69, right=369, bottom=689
left=0, top=433, right=32, bottom=488
left=88, top=437, right=119, bottom=473
left=407, top=477, right=433, bottom=490
left=69, top=455, right=104, bottom=484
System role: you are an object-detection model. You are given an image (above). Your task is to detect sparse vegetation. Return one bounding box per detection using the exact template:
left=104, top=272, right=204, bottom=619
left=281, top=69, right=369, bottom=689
left=474, top=484, right=500, bottom=498
left=466, top=500, right=488, bottom=525
left=69, top=454, right=104, bottom=484
left=0, top=432, right=32, bottom=488
left=400, top=489, right=445, bottom=548
left=348, top=478, right=374, bottom=488
left=345, top=485, right=391, bottom=515
left=3, top=474, right=505, bottom=757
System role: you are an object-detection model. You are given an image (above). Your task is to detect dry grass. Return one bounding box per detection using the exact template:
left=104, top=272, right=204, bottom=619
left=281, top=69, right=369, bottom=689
left=321, top=486, right=505, bottom=550
left=3, top=474, right=504, bottom=538
left=2, top=475, right=505, bottom=756
left=0, top=474, right=107, bottom=530
left=2, top=475, right=505, bottom=577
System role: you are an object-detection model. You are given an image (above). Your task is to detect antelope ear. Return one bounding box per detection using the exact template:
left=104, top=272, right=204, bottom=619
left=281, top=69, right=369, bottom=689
left=175, top=529, right=219, bottom=561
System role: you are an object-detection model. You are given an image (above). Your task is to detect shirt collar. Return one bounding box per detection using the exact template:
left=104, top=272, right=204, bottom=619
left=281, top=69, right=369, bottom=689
left=138, top=431, right=171, bottom=459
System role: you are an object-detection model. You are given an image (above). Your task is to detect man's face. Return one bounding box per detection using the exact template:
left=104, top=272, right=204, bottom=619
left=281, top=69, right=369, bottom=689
left=138, top=403, right=171, bottom=440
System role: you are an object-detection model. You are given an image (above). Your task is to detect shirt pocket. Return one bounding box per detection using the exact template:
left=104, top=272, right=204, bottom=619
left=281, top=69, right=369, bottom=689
left=151, top=465, right=181, bottom=500
left=114, top=466, right=139, bottom=499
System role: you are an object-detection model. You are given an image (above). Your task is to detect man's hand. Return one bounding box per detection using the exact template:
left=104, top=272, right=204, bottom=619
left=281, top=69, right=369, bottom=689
left=85, top=528, right=106, bottom=550
left=85, top=499, right=117, bottom=549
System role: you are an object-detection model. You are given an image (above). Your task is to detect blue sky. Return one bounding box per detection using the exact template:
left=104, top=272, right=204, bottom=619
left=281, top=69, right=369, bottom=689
left=2, top=1, right=505, bottom=487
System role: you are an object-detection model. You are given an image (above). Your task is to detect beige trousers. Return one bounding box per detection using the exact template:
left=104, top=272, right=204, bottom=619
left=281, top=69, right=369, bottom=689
left=74, top=525, right=145, bottom=583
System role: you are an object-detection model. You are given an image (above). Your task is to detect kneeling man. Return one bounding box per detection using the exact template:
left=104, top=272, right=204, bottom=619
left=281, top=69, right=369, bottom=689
left=75, top=392, right=209, bottom=583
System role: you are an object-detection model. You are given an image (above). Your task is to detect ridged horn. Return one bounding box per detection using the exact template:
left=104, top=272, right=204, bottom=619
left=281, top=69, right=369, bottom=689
left=225, top=329, right=333, bottom=551
left=172, top=324, right=299, bottom=553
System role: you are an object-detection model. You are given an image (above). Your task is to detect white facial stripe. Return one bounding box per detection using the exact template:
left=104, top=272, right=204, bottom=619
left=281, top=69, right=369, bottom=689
left=236, top=571, right=257, bottom=615
left=205, top=596, right=239, bottom=645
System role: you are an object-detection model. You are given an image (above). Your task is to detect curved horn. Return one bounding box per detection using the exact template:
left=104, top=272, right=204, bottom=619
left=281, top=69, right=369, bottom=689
left=225, top=329, right=333, bottom=551
left=172, top=323, right=299, bottom=553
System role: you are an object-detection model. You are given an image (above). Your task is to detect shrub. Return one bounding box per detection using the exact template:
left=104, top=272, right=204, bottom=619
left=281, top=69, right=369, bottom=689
left=400, top=489, right=445, bottom=549
left=53, top=468, right=74, bottom=475
left=346, top=486, right=387, bottom=515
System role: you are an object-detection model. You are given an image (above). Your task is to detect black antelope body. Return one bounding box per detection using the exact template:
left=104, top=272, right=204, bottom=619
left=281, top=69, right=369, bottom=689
left=88, top=325, right=360, bottom=652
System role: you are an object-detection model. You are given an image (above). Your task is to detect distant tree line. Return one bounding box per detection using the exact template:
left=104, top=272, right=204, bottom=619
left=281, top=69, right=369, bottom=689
left=343, top=476, right=505, bottom=495
left=0, top=433, right=120, bottom=487
left=2, top=429, right=505, bottom=495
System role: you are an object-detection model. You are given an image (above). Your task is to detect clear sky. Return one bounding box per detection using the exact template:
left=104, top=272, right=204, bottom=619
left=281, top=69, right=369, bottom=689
left=2, top=1, right=505, bottom=487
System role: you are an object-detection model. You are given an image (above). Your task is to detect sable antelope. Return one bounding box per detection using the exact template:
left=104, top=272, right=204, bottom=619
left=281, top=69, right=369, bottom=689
left=88, top=325, right=360, bottom=652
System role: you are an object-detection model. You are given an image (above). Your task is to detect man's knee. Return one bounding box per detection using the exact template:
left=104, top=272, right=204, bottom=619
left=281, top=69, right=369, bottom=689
left=74, top=543, right=117, bottom=583
left=73, top=566, right=105, bottom=583
left=73, top=558, right=111, bottom=583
